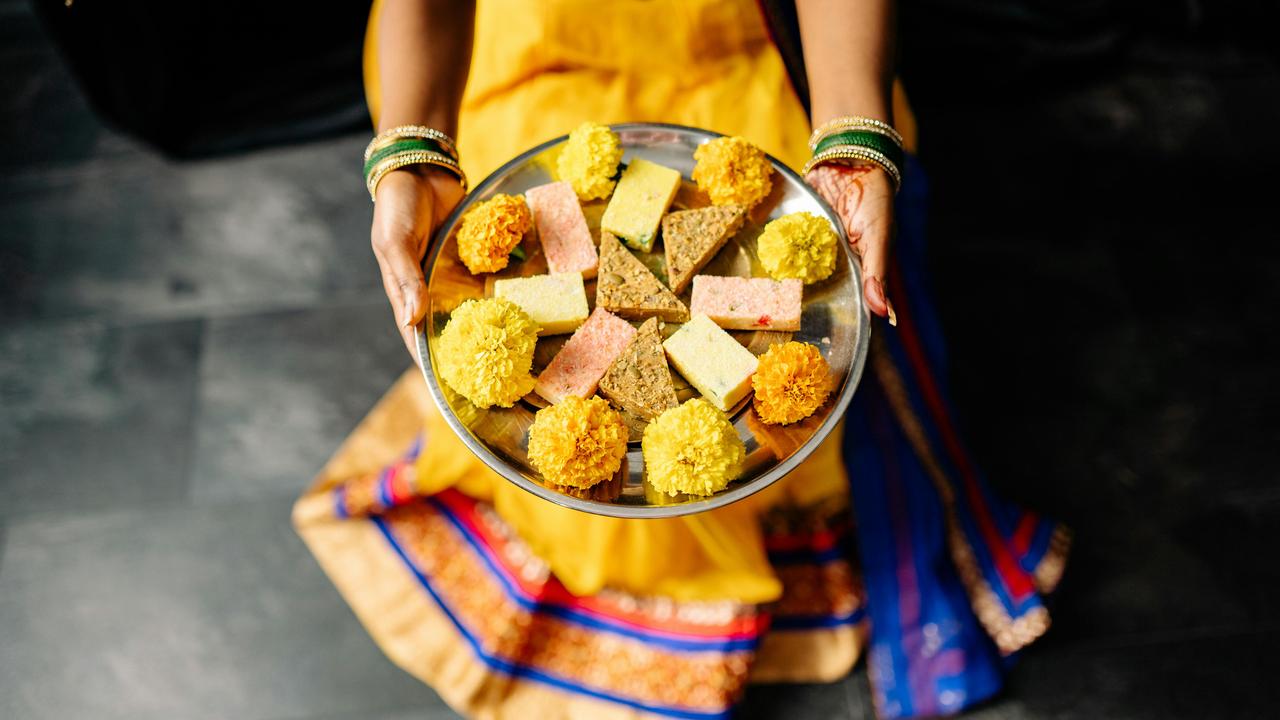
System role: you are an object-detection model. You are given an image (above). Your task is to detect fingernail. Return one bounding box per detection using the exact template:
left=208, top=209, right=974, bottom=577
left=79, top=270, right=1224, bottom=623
left=402, top=295, right=417, bottom=328
left=886, top=299, right=898, bottom=327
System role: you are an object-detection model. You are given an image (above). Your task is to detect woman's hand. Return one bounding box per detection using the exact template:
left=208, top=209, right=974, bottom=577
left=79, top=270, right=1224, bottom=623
left=806, top=162, right=897, bottom=324
left=370, top=166, right=466, bottom=359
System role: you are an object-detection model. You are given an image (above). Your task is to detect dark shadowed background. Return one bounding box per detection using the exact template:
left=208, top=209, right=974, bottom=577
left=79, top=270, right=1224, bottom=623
left=2, top=1, right=1278, bottom=718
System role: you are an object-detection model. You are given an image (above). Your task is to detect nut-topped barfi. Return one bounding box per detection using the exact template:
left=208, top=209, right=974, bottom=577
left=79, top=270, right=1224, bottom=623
left=599, top=318, right=678, bottom=421
left=662, top=204, right=745, bottom=295
left=596, top=232, right=689, bottom=322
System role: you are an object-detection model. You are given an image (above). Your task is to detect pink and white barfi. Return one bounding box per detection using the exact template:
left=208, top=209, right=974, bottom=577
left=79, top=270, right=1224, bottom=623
left=535, top=307, right=637, bottom=404
left=690, top=275, right=803, bottom=331
left=525, top=180, right=598, bottom=278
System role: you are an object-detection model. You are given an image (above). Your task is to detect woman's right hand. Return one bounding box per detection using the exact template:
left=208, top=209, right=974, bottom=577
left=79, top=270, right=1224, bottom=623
left=370, top=166, right=466, bottom=360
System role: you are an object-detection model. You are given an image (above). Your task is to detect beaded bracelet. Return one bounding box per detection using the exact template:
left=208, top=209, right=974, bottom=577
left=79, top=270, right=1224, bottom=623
left=808, top=115, right=904, bottom=151
left=364, top=124, right=458, bottom=162
left=805, top=116, right=905, bottom=192
left=362, top=125, right=467, bottom=201
left=802, top=146, right=902, bottom=191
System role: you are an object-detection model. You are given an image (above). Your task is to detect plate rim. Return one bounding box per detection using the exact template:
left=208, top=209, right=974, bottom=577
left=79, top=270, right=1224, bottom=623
left=414, top=122, right=871, bottom=519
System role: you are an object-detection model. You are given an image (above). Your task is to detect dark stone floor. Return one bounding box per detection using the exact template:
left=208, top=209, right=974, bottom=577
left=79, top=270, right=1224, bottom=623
left=2, top=3, right=1278, bottom=719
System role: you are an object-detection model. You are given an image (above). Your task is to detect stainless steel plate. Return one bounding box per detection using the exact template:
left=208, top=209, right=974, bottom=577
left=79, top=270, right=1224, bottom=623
left=415, top=123, right=869, bottom=518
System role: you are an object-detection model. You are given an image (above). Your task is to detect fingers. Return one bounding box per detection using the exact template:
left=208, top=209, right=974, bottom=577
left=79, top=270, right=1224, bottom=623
left=858, top=216, right=897, bottom=325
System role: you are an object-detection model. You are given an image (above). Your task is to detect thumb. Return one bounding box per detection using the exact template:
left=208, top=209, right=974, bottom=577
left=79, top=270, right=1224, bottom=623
left=372, top=233, right=431, bottom=361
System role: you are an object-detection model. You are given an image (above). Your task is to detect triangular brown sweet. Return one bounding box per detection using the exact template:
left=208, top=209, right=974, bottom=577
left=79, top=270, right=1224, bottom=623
left=599, top=318, right=679, bottom=421
left=596, top=232, right=689, bottom=322
left=662, top=204, right=745, bottom=294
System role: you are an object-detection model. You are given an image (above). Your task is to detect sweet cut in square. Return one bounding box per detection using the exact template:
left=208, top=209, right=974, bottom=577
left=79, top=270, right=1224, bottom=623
left=600, top=157, right=682, bottom=252
left=663, top=313, right=758, bottom=411
left=535, top=307, right=638, bottom=404
left=493, top=272, right=589, bottom=335
left=689, top=275, right=803, bottom=332
left=525, top=180, right=599, bottom=278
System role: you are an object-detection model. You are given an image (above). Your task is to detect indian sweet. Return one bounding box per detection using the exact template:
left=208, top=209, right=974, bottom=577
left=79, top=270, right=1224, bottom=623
left=493, top=272, right=589, bottom=335
left=661, top=204, right=745, bottom=294
left=534, top=307, right=637, bottom=404
left=689, top=275, right=803, bottom=332
left=662, top=313, right=758, bottom=411
left=600, top=157, right=682, bottom=252
left=596, top=232, right=689, bottom=322
left=524, top=180, right=599, bottom=278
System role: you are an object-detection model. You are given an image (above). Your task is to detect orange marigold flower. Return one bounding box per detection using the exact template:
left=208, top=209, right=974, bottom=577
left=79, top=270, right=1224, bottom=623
left=692, top=136, right=774, bottom=210
left=456, top=194, right=532, bottom=274
left=527, top=396, right=628, bottom=488
left=752, top=341, right=834, bottom=425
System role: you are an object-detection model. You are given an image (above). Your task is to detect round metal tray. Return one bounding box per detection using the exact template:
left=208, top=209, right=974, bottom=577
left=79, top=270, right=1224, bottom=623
left=415, top=123, right=869, bottom=518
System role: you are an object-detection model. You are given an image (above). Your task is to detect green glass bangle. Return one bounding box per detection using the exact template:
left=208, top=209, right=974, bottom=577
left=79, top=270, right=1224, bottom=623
left=812, top=130, right=905, bottom=169
left=363, top=138, right=452, bottom=179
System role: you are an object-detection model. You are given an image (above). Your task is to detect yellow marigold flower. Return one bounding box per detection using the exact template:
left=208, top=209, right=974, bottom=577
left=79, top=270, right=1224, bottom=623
left=642, top=398, right=745, bottom=497
left=456, top=194, right=532, bottom=275
left=527, top=396, right=628, bottom=488
left=692, top=136, right=774, bottom=209
left=557, top=122, right=623, bottom=200
left=753, top=341, right=834, bottom=425
left=436, top=298, right=538, bottom=409
left=757, top=211, right=838, bottom=284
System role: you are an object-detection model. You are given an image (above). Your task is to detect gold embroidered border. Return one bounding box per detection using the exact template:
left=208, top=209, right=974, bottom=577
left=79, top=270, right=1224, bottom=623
left=869, top=336, right=1061, bottom=655
left=385, top=505, right=753, bottom=709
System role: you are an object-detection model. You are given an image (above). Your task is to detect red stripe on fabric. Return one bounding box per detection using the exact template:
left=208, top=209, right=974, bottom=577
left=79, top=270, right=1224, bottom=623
left=888, top=260, right=1035, bottom=601
left=1011, top=513, right=1040, bottom=558
left=764, top=525, right=847, bottom=553
left=432, top=489, right=768, bottom=639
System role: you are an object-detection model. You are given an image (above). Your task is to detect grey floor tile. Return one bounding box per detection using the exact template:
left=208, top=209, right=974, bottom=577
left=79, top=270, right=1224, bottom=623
left=291, top=706, right=462, bottom=720
left=739, top=680, right=854, bottom=720
left=967, top=630, right=1280, bottom=720
left=0, top=318, right=201, bottom=519
left=188, top=302, right=410, bottom=504
left=0, top=497, right=447, bottom=720
left=0, top=132, right=382, bottom=323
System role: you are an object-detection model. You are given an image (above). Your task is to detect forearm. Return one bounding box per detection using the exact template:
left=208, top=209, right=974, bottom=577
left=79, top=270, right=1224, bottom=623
left=795, top=0, right=895, bottom=127
left=375, top=0, right=475, bottom=135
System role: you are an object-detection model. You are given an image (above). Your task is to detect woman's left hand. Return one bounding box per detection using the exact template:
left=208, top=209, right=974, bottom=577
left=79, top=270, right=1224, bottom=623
left=806, top=162, right=897, bottom=324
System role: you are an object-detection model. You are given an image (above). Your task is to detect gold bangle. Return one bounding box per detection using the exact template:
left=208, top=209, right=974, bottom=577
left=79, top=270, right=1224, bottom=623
left=364, top=125, right=458, bottom=163
left=808, top=116, right=904, bottom=151
left=366, top=151, right=467, bottom=201
left=802, top=146, right=902, bottom=191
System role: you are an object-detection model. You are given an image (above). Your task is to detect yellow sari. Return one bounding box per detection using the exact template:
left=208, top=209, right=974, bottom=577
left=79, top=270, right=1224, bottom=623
left=296, top=1, right=865, bottom=717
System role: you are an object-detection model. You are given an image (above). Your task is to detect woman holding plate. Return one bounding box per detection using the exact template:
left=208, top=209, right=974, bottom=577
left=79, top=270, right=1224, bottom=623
left=292, top=1, right=1069, bottom=718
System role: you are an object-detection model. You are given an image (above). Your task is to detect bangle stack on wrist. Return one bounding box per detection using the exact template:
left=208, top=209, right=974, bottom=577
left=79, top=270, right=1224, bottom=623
left=363, top=125, right=467, bottom=201
left=802, top=116, right=904, bottom=192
